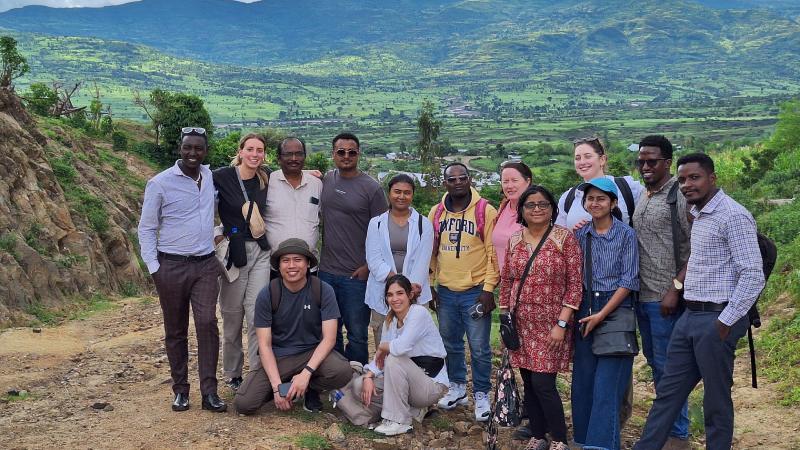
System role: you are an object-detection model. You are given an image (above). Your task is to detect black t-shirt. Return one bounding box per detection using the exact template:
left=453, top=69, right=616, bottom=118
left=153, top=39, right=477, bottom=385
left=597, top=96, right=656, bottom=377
left=254, top=279, right=340, bottom=358
left=212, top=166, right=269, bottom=239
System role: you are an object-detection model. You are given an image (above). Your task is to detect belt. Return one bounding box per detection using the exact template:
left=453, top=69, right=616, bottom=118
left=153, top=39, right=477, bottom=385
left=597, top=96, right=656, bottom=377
left=684, top=301, right=728, bottom=312
left=158, top=251, right=215, bottom=262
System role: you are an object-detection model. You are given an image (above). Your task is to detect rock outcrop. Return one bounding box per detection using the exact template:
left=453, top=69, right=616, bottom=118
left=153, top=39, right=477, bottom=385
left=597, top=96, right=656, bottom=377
left=0, top=87, right=149, bottom=326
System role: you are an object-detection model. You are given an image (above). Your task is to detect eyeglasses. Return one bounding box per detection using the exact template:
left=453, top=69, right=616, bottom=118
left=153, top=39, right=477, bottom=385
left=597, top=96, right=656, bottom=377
left=335, top=149, right=359, bottom=158
left=181, top=127, right=207, bottom=135
left=523, top=201, right=551, bottom=210
left=445, top=175, right=469, bottom=183
left=636, top=158, right=669, bottom=168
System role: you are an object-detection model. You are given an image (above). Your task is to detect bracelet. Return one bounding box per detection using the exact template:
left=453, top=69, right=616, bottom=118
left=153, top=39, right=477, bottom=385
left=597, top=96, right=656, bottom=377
left=363, top=372, right=374, bottom=379
left=304, top=365, right=315, bottom=374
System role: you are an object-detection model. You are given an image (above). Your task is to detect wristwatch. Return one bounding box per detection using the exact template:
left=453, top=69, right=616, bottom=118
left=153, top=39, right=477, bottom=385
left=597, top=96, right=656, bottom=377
left=557, top=319, right=568, bottom=329
left=673, top=278, right=683, bottom=290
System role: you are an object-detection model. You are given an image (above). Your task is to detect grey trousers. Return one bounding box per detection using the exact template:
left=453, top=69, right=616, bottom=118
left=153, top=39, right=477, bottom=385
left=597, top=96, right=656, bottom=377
left=634, top=310, right=749, bottom=450
left=370, top=310, right=386, bottom=350
left=219, top=241, right=270, bottom=378
left=381, top=354, right=448, bottom=425
left=233, top=349, right=352, bottom=415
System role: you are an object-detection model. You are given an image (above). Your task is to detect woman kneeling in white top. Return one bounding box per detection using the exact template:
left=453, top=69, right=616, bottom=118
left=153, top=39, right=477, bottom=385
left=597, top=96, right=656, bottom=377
left=363, top=274, right=449, bottom=436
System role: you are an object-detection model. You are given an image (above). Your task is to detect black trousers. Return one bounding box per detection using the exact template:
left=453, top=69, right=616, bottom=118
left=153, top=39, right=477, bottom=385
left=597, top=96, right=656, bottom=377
left=520, top=368, right=568, bottom=443
left=634, top=310, right=749, bottom=450
left=153, top=256, right=221, bottom=395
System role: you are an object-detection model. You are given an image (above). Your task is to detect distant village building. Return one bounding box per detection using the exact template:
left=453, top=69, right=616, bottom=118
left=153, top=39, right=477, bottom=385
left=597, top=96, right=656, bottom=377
left=506, top=154, right=522, bottom=162
left=628, top=143, right=639, bottom=152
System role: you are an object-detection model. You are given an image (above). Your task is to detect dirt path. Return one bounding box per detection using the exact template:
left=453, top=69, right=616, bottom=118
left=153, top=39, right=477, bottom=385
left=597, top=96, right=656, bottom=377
left=1, top=297, right=797, bottom=449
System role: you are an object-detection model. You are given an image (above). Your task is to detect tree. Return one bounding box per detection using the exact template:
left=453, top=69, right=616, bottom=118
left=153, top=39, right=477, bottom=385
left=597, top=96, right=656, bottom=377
left=416, top=100, right=442, bottom=185
left=89, top=83, right=103, bottom=131
left=0, top=36, right=29, bottom=88
left=23, top=82, right=58, bottom=116
left=158, top=92, right=213, bottom=152
left=133, top=89, right=169, bottom=146
left=305, top=151, right=330, bottom=173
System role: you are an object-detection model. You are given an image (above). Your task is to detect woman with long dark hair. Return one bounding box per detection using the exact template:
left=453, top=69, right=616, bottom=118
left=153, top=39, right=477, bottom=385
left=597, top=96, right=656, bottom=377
left=498, top=185, right=583, bottom=450
left=360, top=274, right=448, bottom=436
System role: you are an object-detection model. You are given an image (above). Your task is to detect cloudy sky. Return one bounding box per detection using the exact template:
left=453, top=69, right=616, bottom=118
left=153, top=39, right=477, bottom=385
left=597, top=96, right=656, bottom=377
left=0, top=0, right=259, bottom=13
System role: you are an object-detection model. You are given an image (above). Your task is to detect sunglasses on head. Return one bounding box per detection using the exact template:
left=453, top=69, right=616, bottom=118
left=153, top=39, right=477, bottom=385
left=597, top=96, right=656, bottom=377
left=335, top=148, right=359, bottom=157
left=181, top=127, right=207, bottom=135
left=636, top=158, right=669, bottom=168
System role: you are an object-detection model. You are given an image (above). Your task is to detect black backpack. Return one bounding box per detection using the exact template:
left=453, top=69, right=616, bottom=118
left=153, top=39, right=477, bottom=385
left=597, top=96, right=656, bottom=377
left=667, top=183, right=778, bottom=388
left=564, top=177, right=636, bottom=226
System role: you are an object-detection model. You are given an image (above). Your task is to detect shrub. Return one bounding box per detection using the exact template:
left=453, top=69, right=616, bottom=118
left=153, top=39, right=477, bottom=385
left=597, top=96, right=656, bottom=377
left=112, top=131, right=128, bottom=152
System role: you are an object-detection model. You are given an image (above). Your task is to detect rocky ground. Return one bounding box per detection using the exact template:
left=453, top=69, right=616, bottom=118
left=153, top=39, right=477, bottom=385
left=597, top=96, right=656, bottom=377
left=0, top=295, right=798, bottom=450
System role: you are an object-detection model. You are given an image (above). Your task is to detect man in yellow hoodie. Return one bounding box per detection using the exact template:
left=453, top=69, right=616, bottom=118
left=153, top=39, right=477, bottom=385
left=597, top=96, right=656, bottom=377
left=428, top=162, right=498, bottom=422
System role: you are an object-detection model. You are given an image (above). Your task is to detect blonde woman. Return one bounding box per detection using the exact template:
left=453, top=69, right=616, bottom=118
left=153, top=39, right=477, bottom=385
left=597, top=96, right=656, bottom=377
left=213, top=133, right=271, bottom=390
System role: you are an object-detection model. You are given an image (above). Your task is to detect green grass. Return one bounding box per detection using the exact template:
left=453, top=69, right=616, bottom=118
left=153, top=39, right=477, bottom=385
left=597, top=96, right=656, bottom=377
left=25, top=294, right=119, bottom=326
left=0, top=233, right=19, bottom=261
left=429, top=414, right=453, bottom=430
left=688, top=388, right=705, bottom=437
left=24, top=222, right=48, bottom=256
left=1, top=391, right=33, bottom=402
left=295, top=433, right=330, bottom=450
left=339, top=422, right=381, bottom=439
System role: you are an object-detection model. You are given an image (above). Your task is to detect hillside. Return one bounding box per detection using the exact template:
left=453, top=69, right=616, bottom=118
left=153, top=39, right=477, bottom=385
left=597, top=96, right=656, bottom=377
left=0, top=87, right=149, bottom=326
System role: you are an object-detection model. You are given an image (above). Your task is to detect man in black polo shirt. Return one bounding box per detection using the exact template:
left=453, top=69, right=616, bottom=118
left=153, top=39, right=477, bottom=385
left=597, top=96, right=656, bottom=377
left=233, top=238, right=352, bottom=414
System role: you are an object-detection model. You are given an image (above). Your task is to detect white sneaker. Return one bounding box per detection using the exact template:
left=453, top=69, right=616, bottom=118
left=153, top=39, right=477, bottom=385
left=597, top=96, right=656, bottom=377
left=437, top=382, right=468, bottom=410
left=374, top=419, right=412, bottom=436
left=474, top=391, right=490, bottom=422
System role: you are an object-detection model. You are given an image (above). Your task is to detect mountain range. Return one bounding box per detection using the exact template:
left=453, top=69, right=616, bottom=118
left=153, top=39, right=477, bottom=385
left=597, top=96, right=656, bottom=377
left=0, top=0, right=798, bottom=134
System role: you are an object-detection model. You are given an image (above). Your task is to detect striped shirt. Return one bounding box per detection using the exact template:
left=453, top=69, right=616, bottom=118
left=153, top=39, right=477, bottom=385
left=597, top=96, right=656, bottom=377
left=684, top=189, right=765, bottom=326
left=575, top=217, right=640, bottom=293
left=138, top=161, right=216, bottom=274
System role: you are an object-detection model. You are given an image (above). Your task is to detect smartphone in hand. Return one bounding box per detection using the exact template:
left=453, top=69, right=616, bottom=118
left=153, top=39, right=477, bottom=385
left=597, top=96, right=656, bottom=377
left=278, top=382, right=292, bottom=398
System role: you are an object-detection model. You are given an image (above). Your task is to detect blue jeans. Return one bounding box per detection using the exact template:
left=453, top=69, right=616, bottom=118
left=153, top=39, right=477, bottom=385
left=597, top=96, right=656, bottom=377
left=636, top=300, right=689, bottom=439
left=437, top=285, right=492, bottom=394
left=319, top=271, right=370, bottom=364
left=571, top=291, right=635, bottom=450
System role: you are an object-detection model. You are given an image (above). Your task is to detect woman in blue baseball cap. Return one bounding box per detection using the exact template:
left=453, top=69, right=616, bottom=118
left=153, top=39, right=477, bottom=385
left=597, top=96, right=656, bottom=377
left=570, top=177, right=640, bottom=450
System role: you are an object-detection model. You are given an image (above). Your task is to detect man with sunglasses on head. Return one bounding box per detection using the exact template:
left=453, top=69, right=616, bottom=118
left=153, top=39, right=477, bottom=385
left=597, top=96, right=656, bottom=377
left=428, top=162, right=498, bottom=422
left=319, top=132, right=388, bottom=365
left=138, top=127, right=227, bottom=413
left=265, top=137, right=323, bottom=278
left=631, top=135, right=691, bottom=449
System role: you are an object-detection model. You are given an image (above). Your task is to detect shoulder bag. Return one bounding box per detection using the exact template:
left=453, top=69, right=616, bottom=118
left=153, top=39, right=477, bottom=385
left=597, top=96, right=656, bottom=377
left=584, top=232, right=639, bottom=357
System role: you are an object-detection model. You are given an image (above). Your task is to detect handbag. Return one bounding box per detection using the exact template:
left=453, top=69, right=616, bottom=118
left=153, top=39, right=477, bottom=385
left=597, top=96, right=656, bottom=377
left=214, top=235, right=239, bottom=283
left=583, top=232, right=639, bottom=357
left=486, top=349, right=522, bottom=450
left=236, top=167, right=267, bottom=239
left=410, top=355, right=444, bottom=378
left=500, top=225, right=552, bottom=350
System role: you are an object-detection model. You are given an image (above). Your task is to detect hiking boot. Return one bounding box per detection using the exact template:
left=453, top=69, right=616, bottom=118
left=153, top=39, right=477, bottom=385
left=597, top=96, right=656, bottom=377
left=473, top=391, right=490, bottom=422
left=523, top=437, right=548, bottom=450
left=374, top=419, right=412, bottom=436
left=303, top=389, right=323, bottom=413
left=548, top=441, right=568, bottom=450
left=226, top=376, right=242, bottom=391
left=664, top=436, right=691, bottom=450
left=437, top=382, right=468, bottom=410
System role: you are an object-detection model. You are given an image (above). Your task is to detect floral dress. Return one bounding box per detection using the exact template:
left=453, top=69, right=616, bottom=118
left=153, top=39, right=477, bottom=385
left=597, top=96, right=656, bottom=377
left=498, top=225, right=583, bottom=373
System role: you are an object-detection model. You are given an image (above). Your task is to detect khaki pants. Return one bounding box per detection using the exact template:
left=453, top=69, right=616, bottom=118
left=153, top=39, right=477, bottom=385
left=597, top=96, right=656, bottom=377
left=233, top=349, right=351, bottom=415
left=219, top=241, right=269, bottom=378
left=370, top=310, right=385, bottom=350
left=381, top=354, right=448, bottom=425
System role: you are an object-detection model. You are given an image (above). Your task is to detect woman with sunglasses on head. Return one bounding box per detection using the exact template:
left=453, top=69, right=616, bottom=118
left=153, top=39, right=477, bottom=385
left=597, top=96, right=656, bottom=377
left=498, top=185, right=583, bottom=450
left=365, top=174, right=434, bottom=347
left=556, top=137, right=644, bottom=231
left=213, top=133, right=271, bottom=391
left=571, top=178, right=640, bottom=450
left=360, top=274, right=448, bottom=436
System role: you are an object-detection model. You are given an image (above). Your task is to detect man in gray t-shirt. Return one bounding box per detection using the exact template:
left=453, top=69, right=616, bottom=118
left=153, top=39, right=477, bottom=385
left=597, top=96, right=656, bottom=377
left=319, top=132, right=388, bottom=365
left=233, top=239, right=351, bottom=415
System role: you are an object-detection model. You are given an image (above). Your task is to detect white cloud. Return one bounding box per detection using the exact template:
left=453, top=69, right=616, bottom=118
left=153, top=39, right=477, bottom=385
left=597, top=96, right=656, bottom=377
left=0, top=0, right=260, bottom=13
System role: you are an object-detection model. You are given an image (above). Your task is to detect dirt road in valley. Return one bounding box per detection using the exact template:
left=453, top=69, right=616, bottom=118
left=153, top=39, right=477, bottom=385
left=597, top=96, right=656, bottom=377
left=0, top=296, right=797, bottom=449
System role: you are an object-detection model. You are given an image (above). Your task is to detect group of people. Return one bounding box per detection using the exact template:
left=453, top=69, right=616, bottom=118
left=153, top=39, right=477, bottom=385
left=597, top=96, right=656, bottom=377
left=138, top=127, right=765, bottom=450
